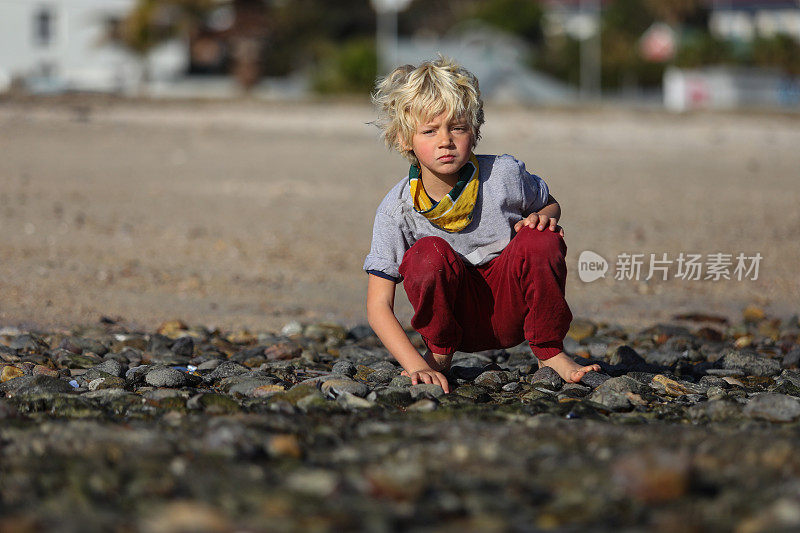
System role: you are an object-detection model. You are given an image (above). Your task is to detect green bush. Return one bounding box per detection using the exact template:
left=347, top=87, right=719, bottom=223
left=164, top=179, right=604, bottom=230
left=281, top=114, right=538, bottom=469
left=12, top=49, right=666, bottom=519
left=311, top=39, right=377, bottom=95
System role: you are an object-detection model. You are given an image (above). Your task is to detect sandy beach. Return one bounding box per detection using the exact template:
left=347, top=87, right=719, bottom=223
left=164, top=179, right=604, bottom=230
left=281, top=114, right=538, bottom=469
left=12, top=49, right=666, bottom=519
left=1, top=97, right=798, bottom=333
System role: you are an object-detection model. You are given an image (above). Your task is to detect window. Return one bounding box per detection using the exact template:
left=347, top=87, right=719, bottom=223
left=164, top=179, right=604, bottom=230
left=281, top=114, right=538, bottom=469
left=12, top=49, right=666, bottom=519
left=34, top=6, right=56, bottom=47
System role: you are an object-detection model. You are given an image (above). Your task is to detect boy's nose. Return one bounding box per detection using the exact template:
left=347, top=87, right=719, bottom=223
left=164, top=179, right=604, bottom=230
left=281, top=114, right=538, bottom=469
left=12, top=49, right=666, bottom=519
left=437, top=131, right=454, bottom=146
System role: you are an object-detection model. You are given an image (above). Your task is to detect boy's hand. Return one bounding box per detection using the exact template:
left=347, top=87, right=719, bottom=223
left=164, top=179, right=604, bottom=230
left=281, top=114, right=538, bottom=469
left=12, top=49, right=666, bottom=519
left=514, top=214, right=564, bottom=236
left=401, top=368, right=450, bottom=394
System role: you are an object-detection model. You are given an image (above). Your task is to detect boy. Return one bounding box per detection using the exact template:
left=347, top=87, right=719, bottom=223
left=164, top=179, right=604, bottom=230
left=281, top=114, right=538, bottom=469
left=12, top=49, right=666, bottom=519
left=364, top=56, right=599, bottom=394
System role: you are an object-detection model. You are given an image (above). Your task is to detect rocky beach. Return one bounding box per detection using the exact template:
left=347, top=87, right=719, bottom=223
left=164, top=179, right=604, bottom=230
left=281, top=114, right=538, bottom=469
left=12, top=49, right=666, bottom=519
left=2, top=311, right=800, bottom=532
left=1, top=98, right=799, bottom=532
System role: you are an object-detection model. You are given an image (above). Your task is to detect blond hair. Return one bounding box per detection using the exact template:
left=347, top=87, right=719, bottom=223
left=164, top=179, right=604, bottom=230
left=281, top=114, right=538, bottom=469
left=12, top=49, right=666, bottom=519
left=371, top=55, right=484, bottom=165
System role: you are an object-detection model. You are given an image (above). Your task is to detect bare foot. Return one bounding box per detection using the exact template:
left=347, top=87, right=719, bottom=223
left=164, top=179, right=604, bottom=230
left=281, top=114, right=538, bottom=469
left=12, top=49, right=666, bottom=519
left=539, top=352, right=601, bottom=383
left=401, top=349, right=453, bottom=376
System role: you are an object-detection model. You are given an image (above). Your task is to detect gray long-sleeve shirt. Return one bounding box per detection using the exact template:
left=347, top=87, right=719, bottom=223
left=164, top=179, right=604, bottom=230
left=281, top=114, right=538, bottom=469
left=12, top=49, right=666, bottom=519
left=363, top=153, right=551, bottom=283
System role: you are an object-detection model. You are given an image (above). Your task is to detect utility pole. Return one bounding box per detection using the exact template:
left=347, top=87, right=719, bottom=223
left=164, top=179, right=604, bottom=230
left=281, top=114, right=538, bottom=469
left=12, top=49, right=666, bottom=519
left=579, top=0, right=602, bottom=100
left=371, top=0, right=412, bottom=74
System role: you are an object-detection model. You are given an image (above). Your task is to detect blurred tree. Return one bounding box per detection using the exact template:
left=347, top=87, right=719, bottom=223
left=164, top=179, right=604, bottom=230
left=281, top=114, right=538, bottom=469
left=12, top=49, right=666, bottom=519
left=752, top=34, right=800, bottom=76
left=674, top=30, right=734, bottom=68
left=532, top=35, right=582, bottom=88
left=468, top=0, right=544, bottom=45
left=115, top=0, right=214, bottom=90
left=312, top=38, right=378, bottom=94
left=600, top=0, right=658, bottom=90
left=264, top=0, right=375, bottom=77
left=645, top=0, right=699, bottom=25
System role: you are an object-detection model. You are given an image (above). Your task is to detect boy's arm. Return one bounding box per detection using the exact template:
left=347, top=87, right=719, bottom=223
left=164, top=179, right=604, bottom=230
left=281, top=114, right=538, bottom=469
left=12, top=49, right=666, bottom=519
left=366, top=274, right=450, bottom=392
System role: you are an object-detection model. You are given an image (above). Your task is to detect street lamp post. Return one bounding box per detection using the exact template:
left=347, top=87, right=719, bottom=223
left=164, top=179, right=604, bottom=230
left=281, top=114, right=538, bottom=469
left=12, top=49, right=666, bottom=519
left=371, top=0, right=413, bottom=74
left=579, top=0, right=602, bottom=100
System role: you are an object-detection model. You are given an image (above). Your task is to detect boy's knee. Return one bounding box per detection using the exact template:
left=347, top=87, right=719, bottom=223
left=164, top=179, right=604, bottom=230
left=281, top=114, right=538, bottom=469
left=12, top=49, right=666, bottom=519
left=515, top=226, right=566, bottom=259
left=400, top=236, right=460, bottom=278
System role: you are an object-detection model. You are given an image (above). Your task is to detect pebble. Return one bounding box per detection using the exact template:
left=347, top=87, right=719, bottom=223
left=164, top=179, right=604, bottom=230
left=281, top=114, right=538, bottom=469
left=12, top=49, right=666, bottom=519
left=743, top=393, right=800, bottom=422
left=1, top=365, right=24, bottom=382
left=335, top=391, right=377, bottom=410
left=407, top=398, right=439, bottom=412
left=331, top=360, right=357, bottom=377
left=145, top=367, right=188, bottom=388
left=375, top=387, right=414, bottom=407
left=473, top=370, right=507, bottom=390
left=321, top=378, right=369, bottom=398
left=92, top=359, right=124, bottom=378
left=528, top=366, right=563, bottom=390
left=588, top=376, right=649, bottom=411
left=409, top=383, right=446, bottom=400
left=721, top=349, right=782, bottom=377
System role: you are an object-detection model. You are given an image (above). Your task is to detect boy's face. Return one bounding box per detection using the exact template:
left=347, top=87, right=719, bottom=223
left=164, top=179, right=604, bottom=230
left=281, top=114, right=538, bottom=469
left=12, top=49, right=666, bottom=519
left=408, top=112, right=474, bottom=181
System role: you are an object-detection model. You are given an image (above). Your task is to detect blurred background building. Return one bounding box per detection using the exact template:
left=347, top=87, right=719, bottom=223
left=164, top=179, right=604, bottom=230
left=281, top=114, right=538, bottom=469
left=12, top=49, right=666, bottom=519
left=0, top=0, right=798, bottom=109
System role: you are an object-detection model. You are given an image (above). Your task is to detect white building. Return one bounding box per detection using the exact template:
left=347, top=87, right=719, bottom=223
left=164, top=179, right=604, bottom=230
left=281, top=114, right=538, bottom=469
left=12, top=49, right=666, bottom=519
left=0, top=0, right=188, bottom=94
left=708, top=0, right=800, bottom=42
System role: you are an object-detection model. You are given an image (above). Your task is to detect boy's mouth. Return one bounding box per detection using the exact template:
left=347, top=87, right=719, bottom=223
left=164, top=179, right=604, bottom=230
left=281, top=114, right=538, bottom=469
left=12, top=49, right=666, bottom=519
left=438, top=154, right=456, bottom=162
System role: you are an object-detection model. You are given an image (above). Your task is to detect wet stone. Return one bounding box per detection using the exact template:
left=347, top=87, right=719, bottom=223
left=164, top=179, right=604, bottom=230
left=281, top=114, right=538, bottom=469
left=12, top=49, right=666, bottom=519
left=335, top=391, right=376, bottom=410
left=370, top=360, right=398, bottom=372
left=450, top=365, right=485, bottom=381
left=145, top=367, right=188, bottom=388
left=331, top=360, right=357, bottom=377
left=410, top=383, right=446, bottom=400
left=687, top=399, right=743, bottom=422
left=365, top=368, right=395, bottom=385
left=87, top=376, right=126, bottom=391
left=0, top=374, right=74, bottom=395
left=721, top=349, right=781, bottom=377
left=125, top=364, right=150, bottom=385
left=60, top=352, right=104, bottom=369
left=502, top=382, right=521, bottom=393
left=743, top=393, right=800, bottom=422
left=269, top=383, right=320, bottom=406
left=59, top=336, right=109, bottom=356
left=202, top=361, right=249, bottom=383
left=188, top=393, right=240, bottom=414
left=170, top=336, right=195, bottom=357
left=220, top=375, right=281, bottom=397
left=454, top=384, right=491, bottom=403
left=474, top=370, right=507, bottom=390
left=374, top=386, right=414, bottom=407
left=528, top=367, right=563, bottom=390
left=782, top=347, right=800, bottom=369
left=580, top=371, right=611, bottom=388
left=9, top=334, right=49, bottom=352
left=196, top=359, right=222, bottom=371
left=609, top=345, right=648, bottom=367
left=389, top=375, right=412, bottom=388
left=263, top=341, right=303, bottom=360
left=644, top=350, right=686, bottom=367
left=1, top=365, right=24, bottom=382
left=407, top=398, right=439, bottom=412
left=588, top=376, right=649, bottom=411
left=321, top=378, right=369, bottom=398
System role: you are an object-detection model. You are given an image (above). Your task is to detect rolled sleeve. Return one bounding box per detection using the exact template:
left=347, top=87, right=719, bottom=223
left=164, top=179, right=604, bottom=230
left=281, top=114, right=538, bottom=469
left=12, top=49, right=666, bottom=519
left=363, top=210, right=409, bottom=282
left=517, top=158, right=551, bottom=214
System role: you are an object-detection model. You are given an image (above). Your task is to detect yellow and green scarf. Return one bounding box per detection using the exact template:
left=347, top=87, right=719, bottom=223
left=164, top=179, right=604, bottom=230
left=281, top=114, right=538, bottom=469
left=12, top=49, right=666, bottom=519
left=409, top=153, right=480, bottom=233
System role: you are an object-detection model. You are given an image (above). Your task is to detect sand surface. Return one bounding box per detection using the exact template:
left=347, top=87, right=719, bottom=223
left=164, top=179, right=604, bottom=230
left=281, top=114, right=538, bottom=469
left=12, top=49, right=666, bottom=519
left=1, top=98, right=798, bottom=332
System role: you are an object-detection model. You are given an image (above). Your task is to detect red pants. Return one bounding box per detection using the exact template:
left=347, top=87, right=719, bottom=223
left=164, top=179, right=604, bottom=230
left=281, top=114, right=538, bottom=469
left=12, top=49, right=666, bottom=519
left=398, top=226, right=572, bottom=360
